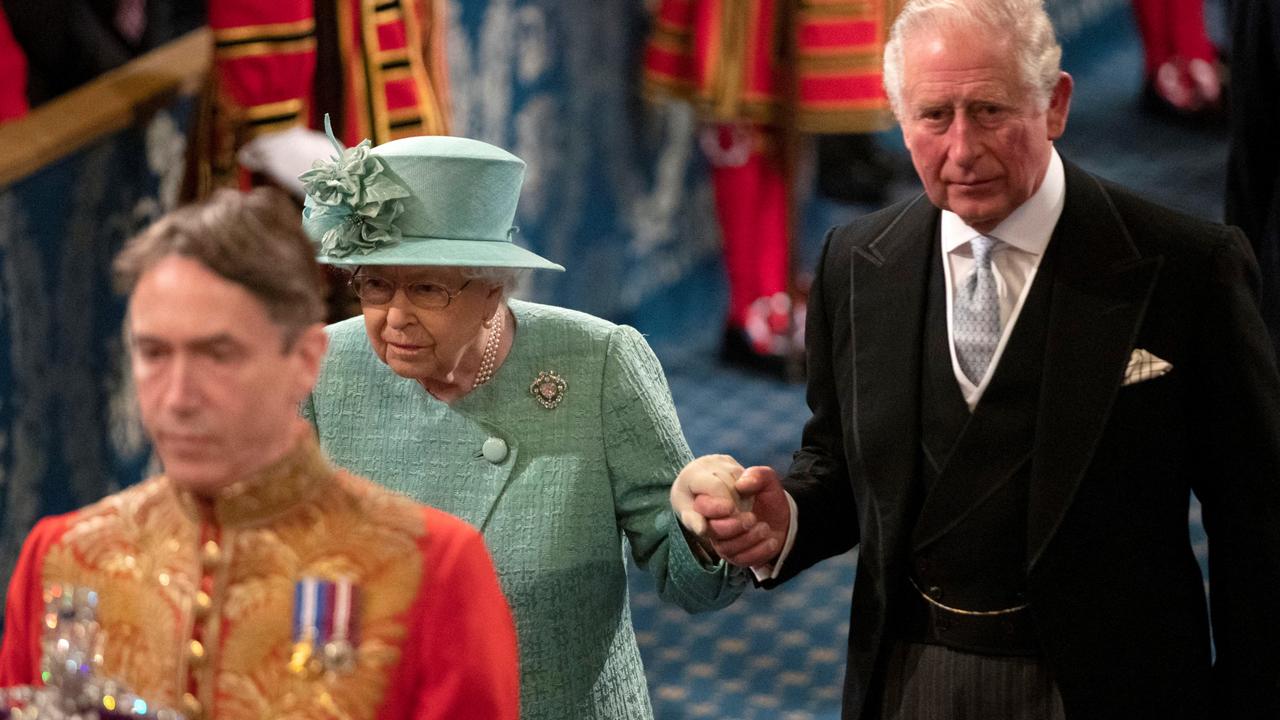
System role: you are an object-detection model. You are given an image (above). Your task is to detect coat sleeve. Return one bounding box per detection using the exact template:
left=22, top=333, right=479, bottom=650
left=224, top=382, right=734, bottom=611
left=409, top=510, right=519, bottom=720
left=1185, top=230, right=1280, bottom=718
left=773, top=229, right=860, bottom=584
left=0, top=515, right=72, bottom=688
left=601, top=324, right=748, bottom=612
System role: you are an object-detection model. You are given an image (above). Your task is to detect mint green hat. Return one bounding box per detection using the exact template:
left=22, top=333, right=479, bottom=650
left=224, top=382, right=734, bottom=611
left=298, top=118, right=564, bottom=271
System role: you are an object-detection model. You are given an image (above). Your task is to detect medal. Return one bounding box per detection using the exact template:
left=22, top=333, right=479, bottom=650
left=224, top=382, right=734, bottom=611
left=321, top=578, right=359, bottom=675
left=291, top=577, right=360, bottom=678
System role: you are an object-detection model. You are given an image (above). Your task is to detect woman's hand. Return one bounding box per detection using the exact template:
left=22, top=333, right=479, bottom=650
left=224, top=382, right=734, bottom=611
left=672, top=455, right=790, bottom=568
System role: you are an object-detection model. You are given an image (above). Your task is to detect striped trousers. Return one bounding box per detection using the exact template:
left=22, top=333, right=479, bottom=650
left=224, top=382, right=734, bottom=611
left=880, top=642, right=1067, bottom=720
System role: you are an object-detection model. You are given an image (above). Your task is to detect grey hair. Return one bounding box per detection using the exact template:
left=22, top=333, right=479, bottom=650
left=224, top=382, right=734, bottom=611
left=459, top=266, right=529, bottom=294
left=883, top=0, right=1062, bottom=117
left=344, top=265, right=530, bottom=294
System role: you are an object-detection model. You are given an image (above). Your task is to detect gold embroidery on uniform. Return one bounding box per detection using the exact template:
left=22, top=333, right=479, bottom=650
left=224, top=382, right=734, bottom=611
left=215, top=472, right=424, bottom=719
left=40, top=438, right=427, bottom=720
left=41, top=478, right=198, bottom=710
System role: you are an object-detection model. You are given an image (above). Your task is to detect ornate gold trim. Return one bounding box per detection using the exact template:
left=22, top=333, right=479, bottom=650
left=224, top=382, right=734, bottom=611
left=361, top=0, right=392, bottom=143
left=340, top=0, right=372, bottom=142
left=212, top=18, right=316, bottom=44
left=400, top=0, right=448, bottom=134
left=244, top=98, right=305, bottom=121
left=214, top=38, right=317, bottom=61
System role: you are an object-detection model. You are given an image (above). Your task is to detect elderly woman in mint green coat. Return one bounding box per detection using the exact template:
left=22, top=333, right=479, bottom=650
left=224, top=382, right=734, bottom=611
left=297, top=129, right=746, bottom=720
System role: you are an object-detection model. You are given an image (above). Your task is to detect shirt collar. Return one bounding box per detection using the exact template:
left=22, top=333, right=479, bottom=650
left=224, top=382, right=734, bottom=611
left=940, top=148, right=1065, bottom=256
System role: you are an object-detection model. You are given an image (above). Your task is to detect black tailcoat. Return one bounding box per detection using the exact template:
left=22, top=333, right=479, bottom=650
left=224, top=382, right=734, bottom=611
left=775, top=159, right=1280, bottom=720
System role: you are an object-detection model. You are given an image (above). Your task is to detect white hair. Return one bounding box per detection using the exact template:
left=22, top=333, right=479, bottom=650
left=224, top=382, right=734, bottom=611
left=459, top=265, right=529, bottom=294
left=346, top=264, right=529, bottom=295
left=882, top=0, right=1062, bottom=117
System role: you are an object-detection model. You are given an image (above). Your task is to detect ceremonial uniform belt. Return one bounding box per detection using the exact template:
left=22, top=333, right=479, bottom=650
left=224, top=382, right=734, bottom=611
left=900, top=577, right=1042, bottom=656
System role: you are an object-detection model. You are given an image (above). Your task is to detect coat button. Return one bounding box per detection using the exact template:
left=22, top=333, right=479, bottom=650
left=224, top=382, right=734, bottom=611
left=201, top=541, right=223, bottom=569
left=182, top=692, right=203, bottom=719
left=482, top=437, right=508, bottom=464
left=194, top=591, right=213, bottom=620
left=188, top=639, right=206, bottom=667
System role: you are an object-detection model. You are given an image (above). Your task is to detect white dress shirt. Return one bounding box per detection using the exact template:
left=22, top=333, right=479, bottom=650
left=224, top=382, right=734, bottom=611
left=942, top=149, right=1066, bottom=408
left=756, top=149, right=1067, bottom=579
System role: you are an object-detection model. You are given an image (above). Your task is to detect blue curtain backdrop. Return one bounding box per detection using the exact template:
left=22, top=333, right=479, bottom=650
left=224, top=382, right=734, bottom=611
left=443, top=0, right=724, bottom=346
left=0, top=108, right=188, bottom=617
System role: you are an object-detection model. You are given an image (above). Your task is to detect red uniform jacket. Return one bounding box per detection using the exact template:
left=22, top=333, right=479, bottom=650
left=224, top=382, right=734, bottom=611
left=0, top=435, right=518, bottom=720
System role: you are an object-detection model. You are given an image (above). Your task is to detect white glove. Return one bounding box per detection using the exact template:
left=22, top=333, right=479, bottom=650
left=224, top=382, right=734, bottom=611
left=671, top=454, right=754, bottom=536
left=237, top=127, right=337, bottom=199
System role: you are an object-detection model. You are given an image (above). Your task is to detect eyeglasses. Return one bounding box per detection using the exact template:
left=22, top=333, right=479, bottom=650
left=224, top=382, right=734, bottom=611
left=350, top=272, right=473, bottom=310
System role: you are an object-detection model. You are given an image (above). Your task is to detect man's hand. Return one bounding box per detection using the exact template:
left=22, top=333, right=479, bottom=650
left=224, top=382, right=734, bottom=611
left=672, top=455, right=791, bottom=568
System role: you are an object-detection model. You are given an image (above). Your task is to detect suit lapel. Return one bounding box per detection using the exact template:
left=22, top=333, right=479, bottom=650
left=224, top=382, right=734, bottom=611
left=850, top=195, right=937, bottom=517
left=1027, top=162, right=1163, bottom=571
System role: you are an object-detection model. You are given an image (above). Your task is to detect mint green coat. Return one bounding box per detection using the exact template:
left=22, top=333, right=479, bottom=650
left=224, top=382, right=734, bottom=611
left=302, top=300, right=746, bottom=720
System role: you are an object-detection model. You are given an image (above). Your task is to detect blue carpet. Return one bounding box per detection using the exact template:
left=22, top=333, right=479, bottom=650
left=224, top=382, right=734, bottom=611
left=628, top=10, right=1227, bottom=718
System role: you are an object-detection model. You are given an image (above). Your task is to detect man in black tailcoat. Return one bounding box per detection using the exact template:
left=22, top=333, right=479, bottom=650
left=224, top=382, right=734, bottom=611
left=672, top=1, right=1280, bottom=718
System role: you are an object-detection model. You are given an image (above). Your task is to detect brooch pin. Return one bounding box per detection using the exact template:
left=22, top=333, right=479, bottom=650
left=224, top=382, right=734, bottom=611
left=289, top=577, right=360, bottom=679
left=530, top=371, right=567, bottom=409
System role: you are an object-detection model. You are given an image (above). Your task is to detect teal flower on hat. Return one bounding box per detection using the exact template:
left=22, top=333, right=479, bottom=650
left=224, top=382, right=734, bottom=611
left=299, top=116, right=411, bottom=258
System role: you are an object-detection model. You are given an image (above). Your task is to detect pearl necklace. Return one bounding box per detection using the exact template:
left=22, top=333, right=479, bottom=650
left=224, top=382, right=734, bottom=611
left=473, top=309, right=504, bottom=389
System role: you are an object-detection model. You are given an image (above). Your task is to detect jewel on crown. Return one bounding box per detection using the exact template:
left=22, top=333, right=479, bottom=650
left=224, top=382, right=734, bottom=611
left=0, top=584, right=184, bottom=720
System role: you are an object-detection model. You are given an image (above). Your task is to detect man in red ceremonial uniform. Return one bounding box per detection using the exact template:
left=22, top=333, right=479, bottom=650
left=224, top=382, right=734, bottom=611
left=644, top=0, right=901, bottom=373
left=0, top=188, right=519, bottom=720
left=195, top=0, right=450, bottom=193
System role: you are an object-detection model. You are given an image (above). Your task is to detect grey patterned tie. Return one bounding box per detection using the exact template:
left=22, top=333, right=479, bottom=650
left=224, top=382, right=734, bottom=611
left=954, top=235, right=1002, bottom=384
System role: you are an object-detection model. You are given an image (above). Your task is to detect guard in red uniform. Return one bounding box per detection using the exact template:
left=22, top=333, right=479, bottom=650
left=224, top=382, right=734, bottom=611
left=196, top=0, right=450, bottom=192
left=644, top=0, right=900, bottom=372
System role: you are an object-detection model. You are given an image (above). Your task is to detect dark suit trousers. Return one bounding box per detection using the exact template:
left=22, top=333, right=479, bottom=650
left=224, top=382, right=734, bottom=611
left=880, top=642, right=1066, bottom=720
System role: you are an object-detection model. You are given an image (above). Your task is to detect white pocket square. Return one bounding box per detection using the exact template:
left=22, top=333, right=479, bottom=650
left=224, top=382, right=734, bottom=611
left=1122, top=348, right=1173, bottom=386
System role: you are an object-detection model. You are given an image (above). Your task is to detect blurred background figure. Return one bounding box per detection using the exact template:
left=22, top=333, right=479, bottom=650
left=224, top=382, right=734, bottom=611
left=1225, top=0, right=1280, bottom=359
left=186, top=0, right=455, bottom=323
left=189, top=0, right=451, bottom=197
left=3, top=0, right=202, bottom=107
left=642, top=0, right=901, bottom=377
left=1130, top=0, right=1223, bottom=116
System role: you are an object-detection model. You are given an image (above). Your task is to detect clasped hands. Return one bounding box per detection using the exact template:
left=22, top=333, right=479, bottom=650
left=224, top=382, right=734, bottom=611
left=670, top=454, right=791, bottom=568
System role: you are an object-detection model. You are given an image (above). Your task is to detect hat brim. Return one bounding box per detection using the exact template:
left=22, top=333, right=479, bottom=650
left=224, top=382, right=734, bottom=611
left=317, top=236, right=565, bottom=271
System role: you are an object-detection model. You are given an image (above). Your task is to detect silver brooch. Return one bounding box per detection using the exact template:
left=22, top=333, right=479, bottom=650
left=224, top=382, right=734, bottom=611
left=530, top=371, right=567, bottom=409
